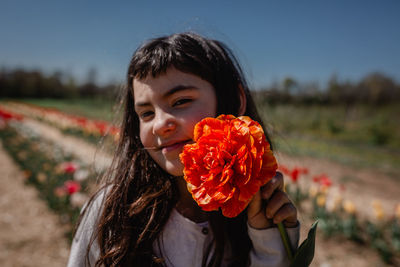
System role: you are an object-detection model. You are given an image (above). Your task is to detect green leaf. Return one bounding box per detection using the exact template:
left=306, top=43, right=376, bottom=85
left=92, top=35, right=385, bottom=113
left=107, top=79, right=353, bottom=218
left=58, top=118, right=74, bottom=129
left=290, top=220, right=318, bottom=267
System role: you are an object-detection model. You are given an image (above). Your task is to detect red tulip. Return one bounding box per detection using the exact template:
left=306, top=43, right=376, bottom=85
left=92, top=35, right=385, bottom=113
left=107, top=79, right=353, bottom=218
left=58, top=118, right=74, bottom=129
left=63, top=180, right=81, bottom=195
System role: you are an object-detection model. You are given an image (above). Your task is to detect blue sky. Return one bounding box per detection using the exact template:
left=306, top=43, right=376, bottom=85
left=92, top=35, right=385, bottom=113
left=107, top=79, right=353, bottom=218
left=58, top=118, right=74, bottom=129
left=1, top=0, right=399, bottom=89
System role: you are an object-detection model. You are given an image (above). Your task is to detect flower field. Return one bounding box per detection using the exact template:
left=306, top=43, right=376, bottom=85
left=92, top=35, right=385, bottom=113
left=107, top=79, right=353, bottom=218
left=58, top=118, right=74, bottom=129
left=1, top=100, right=400, bottom=265
left=0, top=105, right=101, bottom=240
left=2, top=101, right=120, bottom=147
left=281, top=165, right=400, bottom=264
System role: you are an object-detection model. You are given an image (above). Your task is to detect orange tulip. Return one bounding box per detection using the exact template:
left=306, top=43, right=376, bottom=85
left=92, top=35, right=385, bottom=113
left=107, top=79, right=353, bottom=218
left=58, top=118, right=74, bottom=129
left=180, top=115, right=277, bottom=218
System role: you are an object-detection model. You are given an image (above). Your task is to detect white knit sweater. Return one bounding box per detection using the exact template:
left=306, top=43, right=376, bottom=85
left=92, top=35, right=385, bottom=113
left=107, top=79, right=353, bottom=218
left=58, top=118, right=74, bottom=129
left=67, top=191, right=299, bottom=267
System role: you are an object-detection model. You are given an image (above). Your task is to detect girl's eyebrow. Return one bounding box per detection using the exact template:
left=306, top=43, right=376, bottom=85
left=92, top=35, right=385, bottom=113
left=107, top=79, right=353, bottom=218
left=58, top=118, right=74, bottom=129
left=163, top=85, right=198, bottom=98
left=135, top=85, right=198, bottom=107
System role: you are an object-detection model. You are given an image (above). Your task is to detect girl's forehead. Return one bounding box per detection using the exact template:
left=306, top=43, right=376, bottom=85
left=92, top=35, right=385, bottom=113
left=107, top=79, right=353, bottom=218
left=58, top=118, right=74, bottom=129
left=133, top=68, right=211, bottom=93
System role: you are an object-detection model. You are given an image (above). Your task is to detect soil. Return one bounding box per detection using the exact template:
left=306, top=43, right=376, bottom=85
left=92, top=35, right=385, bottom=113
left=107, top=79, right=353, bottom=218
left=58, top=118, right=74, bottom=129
left=1, top=118, right=399, bottom=266
left=0, top=141, right=69, bottom=267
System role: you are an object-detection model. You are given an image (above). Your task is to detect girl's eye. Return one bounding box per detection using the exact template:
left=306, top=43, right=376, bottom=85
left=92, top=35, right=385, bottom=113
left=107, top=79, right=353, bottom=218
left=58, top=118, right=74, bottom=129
left=173, top=98, right=192, bottom=107
left=140, top=111, right=154, bottom=119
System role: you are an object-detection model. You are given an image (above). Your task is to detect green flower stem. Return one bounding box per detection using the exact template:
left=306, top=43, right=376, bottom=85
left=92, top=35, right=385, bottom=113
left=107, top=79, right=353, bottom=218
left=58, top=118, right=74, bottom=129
left=277, top=222, right=294, bottom=262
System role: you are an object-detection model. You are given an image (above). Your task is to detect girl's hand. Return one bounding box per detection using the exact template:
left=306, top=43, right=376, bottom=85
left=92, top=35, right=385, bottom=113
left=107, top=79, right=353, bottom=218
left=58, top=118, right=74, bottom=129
left=247, top=172, right=298, bottom=229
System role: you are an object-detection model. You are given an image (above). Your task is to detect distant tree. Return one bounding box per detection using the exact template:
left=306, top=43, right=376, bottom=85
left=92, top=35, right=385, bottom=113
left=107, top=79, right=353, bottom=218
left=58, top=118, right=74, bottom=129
left=327, top=74, right=341, bottom=104
left=357, top=72, right=399, bottom=104
left=80, top=67, right=99, bottom=96
left=298, top=81, right=321, bottom=104
left=0, top=68, right=9, bottom=97
left=87, top=67, right=97, bottom=85
left=64, top=75, right=79, bottom=98
left=282, top=77, right=298, bottom=94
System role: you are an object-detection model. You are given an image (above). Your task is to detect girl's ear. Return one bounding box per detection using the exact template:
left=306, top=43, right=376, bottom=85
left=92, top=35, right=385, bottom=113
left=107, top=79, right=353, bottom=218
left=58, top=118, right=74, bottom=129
left=238, top=84, right=247, bottom=116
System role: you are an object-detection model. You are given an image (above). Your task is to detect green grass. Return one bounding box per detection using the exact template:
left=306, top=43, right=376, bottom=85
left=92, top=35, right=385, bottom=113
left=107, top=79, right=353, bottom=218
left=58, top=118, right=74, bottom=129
left=256, top=102, right=400, bottom=177
left=273, top=134, right=400, bottom=177
left=257, top=103, right=400, bottom=148
left=9, top=97, right=120, bottom=122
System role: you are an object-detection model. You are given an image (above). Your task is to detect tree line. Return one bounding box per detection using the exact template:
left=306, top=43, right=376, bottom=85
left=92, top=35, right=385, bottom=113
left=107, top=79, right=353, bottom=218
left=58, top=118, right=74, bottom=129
left=1, top=68, right=399, bottom=105
left=255, top=72, right=400, bottom=105
left=0, top=68, right=117, bottom=99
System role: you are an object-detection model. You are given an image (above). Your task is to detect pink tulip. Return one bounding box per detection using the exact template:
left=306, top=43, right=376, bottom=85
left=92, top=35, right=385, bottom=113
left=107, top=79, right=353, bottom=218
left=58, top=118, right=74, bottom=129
left=62, top=162, right=78, bottom=174
left=64, top=180, right=81, bottom=195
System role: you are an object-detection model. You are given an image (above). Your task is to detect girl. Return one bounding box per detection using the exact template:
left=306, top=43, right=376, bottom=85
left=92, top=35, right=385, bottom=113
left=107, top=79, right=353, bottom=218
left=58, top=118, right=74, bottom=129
left=68, top=32, right=299, bottom=267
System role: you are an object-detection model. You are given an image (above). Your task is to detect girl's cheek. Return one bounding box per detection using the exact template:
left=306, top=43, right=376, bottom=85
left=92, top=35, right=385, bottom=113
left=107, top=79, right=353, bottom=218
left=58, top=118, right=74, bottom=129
left=139, top=124, right=150, bottom=144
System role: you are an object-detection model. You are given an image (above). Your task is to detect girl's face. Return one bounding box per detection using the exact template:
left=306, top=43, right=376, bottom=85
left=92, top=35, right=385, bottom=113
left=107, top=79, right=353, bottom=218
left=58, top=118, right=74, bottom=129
left=133, top=68, right=217, bottom=176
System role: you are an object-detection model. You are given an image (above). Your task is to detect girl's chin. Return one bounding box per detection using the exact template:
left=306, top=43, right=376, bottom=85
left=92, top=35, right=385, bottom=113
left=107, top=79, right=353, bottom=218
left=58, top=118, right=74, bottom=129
left=164, top=163, right=184, bottom=177
left=151, top=155, right=184, bottom=176
left=167, top=168, right=184, bottom=177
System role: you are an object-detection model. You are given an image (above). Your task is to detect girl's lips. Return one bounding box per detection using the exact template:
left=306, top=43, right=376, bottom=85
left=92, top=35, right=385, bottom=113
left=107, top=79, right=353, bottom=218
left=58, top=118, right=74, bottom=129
left=161, top=140, right=192, bottom=154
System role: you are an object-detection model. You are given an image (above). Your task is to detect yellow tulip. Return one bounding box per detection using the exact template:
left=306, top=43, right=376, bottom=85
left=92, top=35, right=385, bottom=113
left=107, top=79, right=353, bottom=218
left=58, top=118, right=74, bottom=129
left=308, top=185, right=319, bottom=198
left=343, top=200, right=356, bottom=214
left=372, top=200, right=385, bottom=221
left=316, top=195, right=326, bottom=207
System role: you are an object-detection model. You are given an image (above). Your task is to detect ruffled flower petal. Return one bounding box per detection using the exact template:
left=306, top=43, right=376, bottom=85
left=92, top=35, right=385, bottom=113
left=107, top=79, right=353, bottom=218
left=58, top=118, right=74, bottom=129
left=180, top=114, right=277, bottom=218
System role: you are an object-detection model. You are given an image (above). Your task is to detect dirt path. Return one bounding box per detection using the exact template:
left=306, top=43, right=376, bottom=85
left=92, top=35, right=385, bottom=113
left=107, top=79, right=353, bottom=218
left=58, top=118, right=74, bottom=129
left=0, top=141, right=70, bottom=267
left=2, top=118, right=399, bottom=266
left=304, top=222, right=389, bottom=267
left=24, top=118, right=112, bottom=172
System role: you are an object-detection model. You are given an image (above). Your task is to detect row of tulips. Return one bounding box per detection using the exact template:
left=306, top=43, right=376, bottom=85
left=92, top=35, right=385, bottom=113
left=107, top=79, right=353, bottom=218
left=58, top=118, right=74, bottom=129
left=281, top=165, right=400, bottom=264
left=1, top=101, right=120, bottom=146
left=0, top=109, right=99, bottom=240
left=1, top=103, right=399, bottom=263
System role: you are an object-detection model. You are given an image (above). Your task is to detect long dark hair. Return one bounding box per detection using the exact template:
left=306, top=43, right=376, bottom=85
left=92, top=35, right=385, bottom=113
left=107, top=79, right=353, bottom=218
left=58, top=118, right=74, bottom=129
left=80, top=32, right=271, bottom=267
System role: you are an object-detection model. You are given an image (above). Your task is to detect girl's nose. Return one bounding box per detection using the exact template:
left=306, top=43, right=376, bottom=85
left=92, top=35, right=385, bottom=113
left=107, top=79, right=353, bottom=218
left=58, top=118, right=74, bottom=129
left=152, top=113, right=177, bottom=136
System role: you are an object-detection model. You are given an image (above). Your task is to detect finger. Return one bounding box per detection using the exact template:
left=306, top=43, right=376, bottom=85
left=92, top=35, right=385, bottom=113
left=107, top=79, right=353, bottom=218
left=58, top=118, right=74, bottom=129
left=265, top=190, right=291, bottom=219
left=272, top=203, right=298, bottom=227
left=261, top=172, right=284, bottom=200
left=247, top=190, right=263, bottom=218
